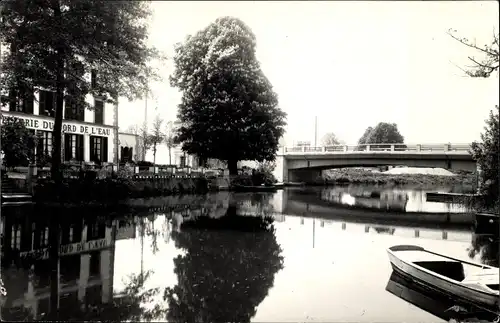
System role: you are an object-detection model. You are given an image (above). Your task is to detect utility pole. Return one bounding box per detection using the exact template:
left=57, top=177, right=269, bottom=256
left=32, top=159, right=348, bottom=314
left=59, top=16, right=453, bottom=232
left=314, top=116, right=318, bottom=148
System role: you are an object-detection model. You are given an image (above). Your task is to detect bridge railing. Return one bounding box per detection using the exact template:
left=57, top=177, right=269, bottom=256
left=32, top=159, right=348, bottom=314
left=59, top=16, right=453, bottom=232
left=284, top=143, right=471, bottom=154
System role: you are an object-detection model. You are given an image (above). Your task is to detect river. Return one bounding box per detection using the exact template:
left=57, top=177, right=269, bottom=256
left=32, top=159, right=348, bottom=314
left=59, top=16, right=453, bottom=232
left=0, top=185, right=497, bottom=322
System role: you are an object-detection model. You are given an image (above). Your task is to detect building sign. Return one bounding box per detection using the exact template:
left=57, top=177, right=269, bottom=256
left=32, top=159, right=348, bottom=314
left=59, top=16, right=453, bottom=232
left=1, top=113, right=112, bottom=137
left=19, top=238, right=110, bottom=261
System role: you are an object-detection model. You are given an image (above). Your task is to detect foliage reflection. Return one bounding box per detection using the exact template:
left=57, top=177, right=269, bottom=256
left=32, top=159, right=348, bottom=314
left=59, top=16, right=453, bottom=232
left=164, top=206, right=284, bottom=323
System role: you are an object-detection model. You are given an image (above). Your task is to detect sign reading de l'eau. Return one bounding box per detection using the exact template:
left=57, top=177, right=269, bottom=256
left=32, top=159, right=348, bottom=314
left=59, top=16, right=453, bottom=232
left=1, top=114, right=112, bottom=137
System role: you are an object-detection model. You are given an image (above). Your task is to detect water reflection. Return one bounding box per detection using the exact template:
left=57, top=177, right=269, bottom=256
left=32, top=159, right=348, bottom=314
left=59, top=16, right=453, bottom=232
left=1, top=187, right=498, bottom=322
left=385, top=271, right=498, bottom=322
left=164, top=210, right=284, bottom=323
left=318, top=186, right=467, bottom=213
left=0, top=205, right=163, bottom=321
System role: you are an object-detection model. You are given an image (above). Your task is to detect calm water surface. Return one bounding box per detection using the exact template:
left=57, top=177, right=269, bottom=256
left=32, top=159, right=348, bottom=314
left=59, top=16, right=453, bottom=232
left=0, top=186, right=495, bottom=322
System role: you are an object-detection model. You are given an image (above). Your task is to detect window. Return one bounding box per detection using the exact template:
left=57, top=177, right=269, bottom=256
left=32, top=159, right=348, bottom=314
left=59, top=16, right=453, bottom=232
left=87, top=222, right=106, bottom=241
left=36, top=130, right=52, bottom=157
left=94, top=99, right=104, bottom=125
left=89, top=251, right=101, bottom=277
left=33, top=226, right=49, bottom=250
left=91, top=69, right=97, bottom=89
left=180, top=155, right=186, bottom=167
left=64, top=97, right=85, bottom=121
left=90, top=136, right=108, bottom=163
left=8, top=88, right=34, bottom=114
left=11, top=225, right=21, bottom=250
left=60, top=255, right=81, bottom=283
left=39, top=90, right=56, bottom=117
left=120, top=146, right=133, bottom=163
left=64, top=133, right=84, bottom=162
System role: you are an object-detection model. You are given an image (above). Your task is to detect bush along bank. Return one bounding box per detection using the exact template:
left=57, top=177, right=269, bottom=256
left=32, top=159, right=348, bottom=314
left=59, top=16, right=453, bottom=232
left=317, top=168, right=477, bottom=191
left=33, top=176, right=209, bottom=204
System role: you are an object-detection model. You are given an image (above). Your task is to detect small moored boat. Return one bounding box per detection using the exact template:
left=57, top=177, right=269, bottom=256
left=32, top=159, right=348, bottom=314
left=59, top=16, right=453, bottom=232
left=387, top=245, right=499, bottom=311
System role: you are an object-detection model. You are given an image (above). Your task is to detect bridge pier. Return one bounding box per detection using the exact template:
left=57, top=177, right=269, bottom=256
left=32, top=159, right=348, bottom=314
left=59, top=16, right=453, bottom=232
left=273, top=153, right=288, bottom=183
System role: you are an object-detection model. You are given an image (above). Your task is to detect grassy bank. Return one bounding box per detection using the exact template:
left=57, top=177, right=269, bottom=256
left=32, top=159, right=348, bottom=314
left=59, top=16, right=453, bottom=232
left=321, top=168, right=477, bottom=191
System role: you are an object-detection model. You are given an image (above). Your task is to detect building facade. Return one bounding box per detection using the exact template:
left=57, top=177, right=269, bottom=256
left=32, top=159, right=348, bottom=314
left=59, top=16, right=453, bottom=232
left=1, top=88, right=118, bottom=165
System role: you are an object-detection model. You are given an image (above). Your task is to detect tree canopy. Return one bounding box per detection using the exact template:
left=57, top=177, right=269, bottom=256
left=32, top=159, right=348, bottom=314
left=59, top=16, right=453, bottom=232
left=170, top=16, right=287, bottom=175
left=0, top=0, right=160, bottom=180
left=470, top=105, right=499, bottom=212
left=1, top=116, right=37, bottom=168
left=358, top=122, right=405, bottom=145
left=321, top=132, right=342, bottom=146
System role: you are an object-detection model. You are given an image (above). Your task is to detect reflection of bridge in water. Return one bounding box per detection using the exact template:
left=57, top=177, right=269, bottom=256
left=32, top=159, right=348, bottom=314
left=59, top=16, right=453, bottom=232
left=275, top=189, right=473, bottom=230
left=295, top=216, right=462, bottom=241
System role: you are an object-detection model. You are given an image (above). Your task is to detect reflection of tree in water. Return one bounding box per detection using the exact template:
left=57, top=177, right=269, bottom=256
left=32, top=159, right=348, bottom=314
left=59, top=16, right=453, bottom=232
left=467, top=234, right=499, bottom=267
left=164, top=209, right=284, bottom=323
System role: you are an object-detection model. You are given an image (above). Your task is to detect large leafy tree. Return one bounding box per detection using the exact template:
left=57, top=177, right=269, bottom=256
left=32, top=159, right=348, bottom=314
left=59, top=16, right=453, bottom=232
left=0, top=0, right=159, bottom=182
left=1, top=116, right=37, bottom=169
left=358, top=122, right=405, bottom=145
left=470, top=105, right=499, bottom=212
left=321, top=132, right=342, bottom=146
left=170, top=16, right=287, bottom=175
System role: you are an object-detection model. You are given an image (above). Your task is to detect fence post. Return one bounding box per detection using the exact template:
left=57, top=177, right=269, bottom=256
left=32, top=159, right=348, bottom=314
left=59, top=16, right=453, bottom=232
left=343, top=145, right=348, bottom=152
left=416, top=144, right=421, bottom=152
left=390, top=144, right=395, bottom=152
left=366, top=145, right=371, bottom=152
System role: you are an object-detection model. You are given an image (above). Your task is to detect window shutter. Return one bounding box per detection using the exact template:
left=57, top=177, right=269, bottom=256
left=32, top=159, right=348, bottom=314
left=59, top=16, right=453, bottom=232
left=39, top=91, right=46, bottom=115
left=77, top=135, right=84, bottom=161
left=102, top=137, right=108, bottom=162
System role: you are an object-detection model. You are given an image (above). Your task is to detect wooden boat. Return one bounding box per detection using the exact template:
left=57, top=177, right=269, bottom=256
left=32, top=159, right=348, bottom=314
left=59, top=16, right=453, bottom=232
left=387, top=245, right=499, bottom=310
left=232, top=185, right=278, bottom=193
left=386, top=270, right=498, bottom=322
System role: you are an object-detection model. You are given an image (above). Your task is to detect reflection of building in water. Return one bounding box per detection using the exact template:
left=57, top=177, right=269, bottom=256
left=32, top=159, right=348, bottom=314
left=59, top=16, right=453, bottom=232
left=0, top=210, right=120, bottom=319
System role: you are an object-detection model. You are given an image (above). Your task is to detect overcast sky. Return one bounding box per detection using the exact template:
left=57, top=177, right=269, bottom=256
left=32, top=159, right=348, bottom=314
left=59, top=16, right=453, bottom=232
left=119, top=1, right=499, bottom=147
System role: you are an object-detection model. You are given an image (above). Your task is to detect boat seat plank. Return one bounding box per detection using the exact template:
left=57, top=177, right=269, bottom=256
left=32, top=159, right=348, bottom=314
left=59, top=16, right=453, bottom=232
left=395, top=250, right=459, bottom=264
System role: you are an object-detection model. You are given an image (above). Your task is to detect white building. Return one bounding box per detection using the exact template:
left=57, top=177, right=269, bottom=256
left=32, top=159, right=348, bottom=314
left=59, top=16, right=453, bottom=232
left=1, top=71, right=119, bottom=165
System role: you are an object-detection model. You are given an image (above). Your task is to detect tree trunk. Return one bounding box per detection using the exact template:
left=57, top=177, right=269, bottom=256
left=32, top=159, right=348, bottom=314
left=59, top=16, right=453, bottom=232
left=50, top=3, right=64, bottom=184
left=48, top=209, right=60, bottom=318
left=227, top=159, right=238, bottom=176
left=153, top=144, right=156, bottom=165
left=168, top=147, right=171, bottom=165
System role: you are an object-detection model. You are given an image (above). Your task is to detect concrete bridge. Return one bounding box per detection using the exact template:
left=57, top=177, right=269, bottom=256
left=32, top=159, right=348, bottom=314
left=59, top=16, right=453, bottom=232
left=272, top=143, right=475, bottom=183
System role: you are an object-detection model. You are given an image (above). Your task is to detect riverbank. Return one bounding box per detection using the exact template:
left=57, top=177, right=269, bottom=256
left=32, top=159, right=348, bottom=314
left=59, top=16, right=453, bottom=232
left=321, top=168, right=476, bottom=191
left=32, top=176, right=210, bottom=204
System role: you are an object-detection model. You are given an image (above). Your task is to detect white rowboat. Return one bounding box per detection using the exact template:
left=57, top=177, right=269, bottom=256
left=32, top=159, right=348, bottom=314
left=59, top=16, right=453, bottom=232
left=387, top=245, right=500, bottom=310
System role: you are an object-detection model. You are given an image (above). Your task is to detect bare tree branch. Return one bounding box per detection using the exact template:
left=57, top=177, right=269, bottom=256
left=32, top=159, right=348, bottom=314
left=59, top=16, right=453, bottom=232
left=447, top=28, right=499, bottom=78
